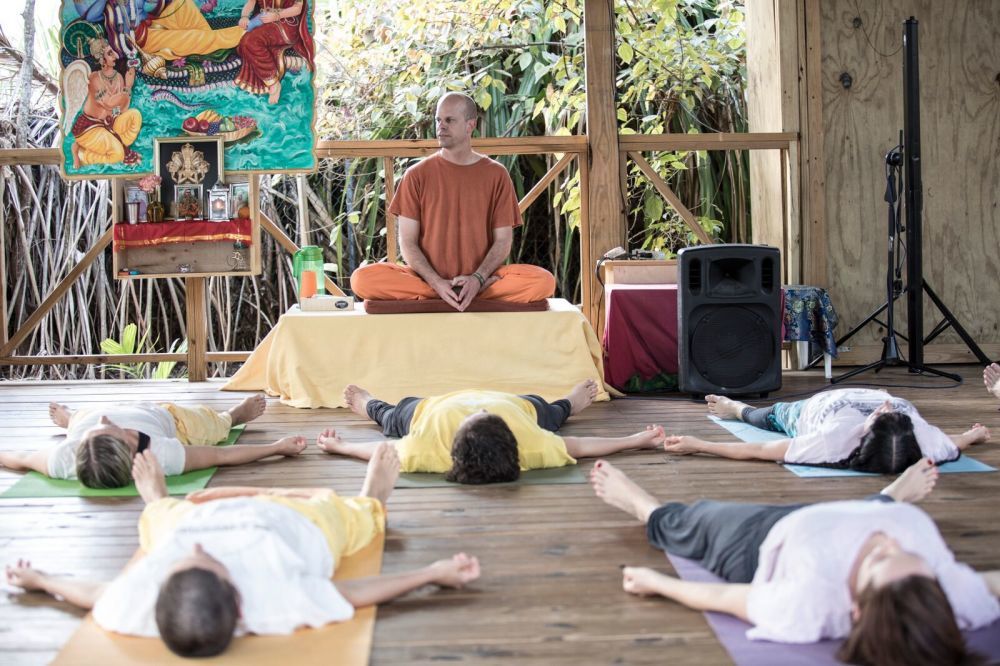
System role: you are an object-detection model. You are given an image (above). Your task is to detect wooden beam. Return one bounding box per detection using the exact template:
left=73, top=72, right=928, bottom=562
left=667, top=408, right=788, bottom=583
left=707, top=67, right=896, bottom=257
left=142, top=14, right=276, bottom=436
left=383, top=156, right=398, bottom=263
left=259, top=212, right=345, bottom=296
left=518, top=153, right=575, bottom=214
left=315, top=136, right=588, bottom=158
left=0, top=174, right=6, bottom=346
left=206, top=351, right=251, bottom=363
left=578, top=151, right=594, bottom=326
left=0, top=228, right=113, bottom=358
left=0, top=147, right=60, bottom=166
left=803, top=0, right=827, bottom=287
left=584, top=0, right=625, bottom=332
left=617, top=132, right=796, bottom=151
left=0, top=354, right=187, bottom=365
left=627, top=151, right=713, bottom=245
left=185, top=276, right=208, bottom=381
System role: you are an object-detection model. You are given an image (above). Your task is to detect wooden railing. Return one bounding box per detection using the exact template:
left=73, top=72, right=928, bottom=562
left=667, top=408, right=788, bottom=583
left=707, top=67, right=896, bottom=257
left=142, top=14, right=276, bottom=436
left=0, top=132, right=798, bottom=377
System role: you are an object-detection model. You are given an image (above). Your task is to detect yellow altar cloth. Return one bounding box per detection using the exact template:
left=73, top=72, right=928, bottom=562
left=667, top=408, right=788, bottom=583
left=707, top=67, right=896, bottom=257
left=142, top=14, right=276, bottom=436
left=223, top=299, right=615, bottom=408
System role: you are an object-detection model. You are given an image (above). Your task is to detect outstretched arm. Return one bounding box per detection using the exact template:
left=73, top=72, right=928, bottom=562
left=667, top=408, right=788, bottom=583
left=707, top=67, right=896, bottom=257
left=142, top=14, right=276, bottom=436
left=6, top=560, right=107, bottom=610
left=622, top=566, right=750, bottom=620
left=335, top=553, right=480, bottom=608
left=563, top=425, right=664, bottom=459
left=0, top=450, right=50, bottom=475
left=662, top=435, right=790, bottom=462
left=398, top=216, right=462, bottom=308
left=950, top=424, right=990, bottom=451
left=182, top=436, right=305, bottom=472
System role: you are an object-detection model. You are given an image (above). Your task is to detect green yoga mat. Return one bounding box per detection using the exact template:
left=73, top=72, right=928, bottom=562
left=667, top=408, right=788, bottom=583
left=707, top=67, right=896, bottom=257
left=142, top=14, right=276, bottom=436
left=0, top=425, right=246, bottom=499
left=396, top=464, right=587, bottom=488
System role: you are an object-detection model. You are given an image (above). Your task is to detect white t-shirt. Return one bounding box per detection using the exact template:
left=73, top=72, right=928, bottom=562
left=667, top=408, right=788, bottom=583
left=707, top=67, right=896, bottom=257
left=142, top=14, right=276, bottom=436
left=783, top=389, right=958, bottom=464
left=746, top=501, right=999, bottom=642
left=47, top=403, right=186, bottom=479
left=92, top=498, right=355, bottom=637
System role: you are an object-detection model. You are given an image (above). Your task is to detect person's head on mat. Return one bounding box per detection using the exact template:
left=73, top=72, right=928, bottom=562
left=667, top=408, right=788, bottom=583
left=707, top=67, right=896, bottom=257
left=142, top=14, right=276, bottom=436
left=445, top=411, right=520, bottom=484
left=155, top=543, right=241, bottom=658
left=75, top=417, right=136, bottom=488
left=841, top=406, right=920, bottom=474
left=843, top=536, right=967, bottom=665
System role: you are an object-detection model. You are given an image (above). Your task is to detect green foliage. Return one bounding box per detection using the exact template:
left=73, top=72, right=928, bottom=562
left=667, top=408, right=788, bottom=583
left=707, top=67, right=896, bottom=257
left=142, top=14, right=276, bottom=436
left=99, top=323, right=188, bottom=379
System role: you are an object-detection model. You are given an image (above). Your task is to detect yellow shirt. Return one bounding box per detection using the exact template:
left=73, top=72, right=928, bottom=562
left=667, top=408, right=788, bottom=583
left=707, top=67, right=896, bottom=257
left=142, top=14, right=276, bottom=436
left=395, top=390, right=576, bottom=473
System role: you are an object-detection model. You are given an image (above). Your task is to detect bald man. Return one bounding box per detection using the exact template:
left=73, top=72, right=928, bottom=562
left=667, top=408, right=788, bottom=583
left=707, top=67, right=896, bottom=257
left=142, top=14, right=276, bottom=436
left=350, top=93, right=555, bottom=311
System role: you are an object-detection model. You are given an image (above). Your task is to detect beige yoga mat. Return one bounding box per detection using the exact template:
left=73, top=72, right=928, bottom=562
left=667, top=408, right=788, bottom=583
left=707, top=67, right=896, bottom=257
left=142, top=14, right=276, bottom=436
left=53, top=532, right=385, bottom=665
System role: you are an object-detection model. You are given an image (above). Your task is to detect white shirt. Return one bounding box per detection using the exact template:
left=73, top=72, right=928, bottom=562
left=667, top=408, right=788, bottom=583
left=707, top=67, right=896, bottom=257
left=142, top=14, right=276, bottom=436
left=47, top=403, right=186, bottom=479
left=92, top=498, right=355, bottom=637
left=746, top=501, right=999, bottom=642
left=784, top=389, right=958, bottom=464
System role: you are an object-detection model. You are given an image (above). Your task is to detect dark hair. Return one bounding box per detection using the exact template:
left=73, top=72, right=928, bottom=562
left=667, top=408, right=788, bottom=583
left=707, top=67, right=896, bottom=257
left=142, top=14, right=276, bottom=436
left=445, top=414, right=520, bottom=484
left=76, top=434, right=133, bottom=488
left=155, top=568, right=240, bottom=658
left=839, top=575, right=982, bottom=666
left=821, top=412, right=921, bottom=474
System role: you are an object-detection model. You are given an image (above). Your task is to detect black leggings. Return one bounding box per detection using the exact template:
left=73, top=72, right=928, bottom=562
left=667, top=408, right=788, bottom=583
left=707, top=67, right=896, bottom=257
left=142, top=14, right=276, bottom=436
left=647, top=493, right=894, bottom=584
left=365, top=394, right=573, bottom=438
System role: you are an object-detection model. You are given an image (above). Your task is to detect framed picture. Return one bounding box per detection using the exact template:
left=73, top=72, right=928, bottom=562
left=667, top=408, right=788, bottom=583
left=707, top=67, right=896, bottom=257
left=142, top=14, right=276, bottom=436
left=154, top=136, right=224, bottom=219
left=175, top=184, right=203, bottom=219
left=208, top=189, right=230, bottom=221
left=229, top=182, right=250, bottom=218
left=124, top=186, right=148, bottom=222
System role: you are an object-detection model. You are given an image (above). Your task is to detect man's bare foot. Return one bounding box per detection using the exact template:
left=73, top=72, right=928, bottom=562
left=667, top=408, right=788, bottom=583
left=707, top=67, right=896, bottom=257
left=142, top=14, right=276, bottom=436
left=274, top=436, right=307, bottom=457
left=132, top=450, right=168, bottom=504
left=705, top=394, right=749, bottom=420
left=881, top=458, right=939, bottom=503
left=316, top=428, right=350, bottom=455
left=589, top=460, right=660, bottom=523
left=566, top=379, right=600, bottom=416
left=343, top=385, right=374, bottom=418
left=49, top=403, right=72, bottom=428
left=227, top=394, right=267, bottom=426
left=622, top=566, right=669, bottom=597
left=985, top=363, right=1000, bottom=400
left=360, top=442, right=400, bottom=504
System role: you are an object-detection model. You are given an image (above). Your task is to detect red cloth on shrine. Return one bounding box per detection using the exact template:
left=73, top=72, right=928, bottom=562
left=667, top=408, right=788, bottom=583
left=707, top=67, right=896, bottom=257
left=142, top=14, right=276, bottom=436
left=114, top=219, right=253, bottom=249
left=602, top=284, right=679, bottom=390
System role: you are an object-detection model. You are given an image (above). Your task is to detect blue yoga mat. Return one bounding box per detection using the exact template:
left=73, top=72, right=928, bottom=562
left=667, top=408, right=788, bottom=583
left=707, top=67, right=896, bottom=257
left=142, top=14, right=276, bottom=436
left=707, top=415, right=996, bottom=477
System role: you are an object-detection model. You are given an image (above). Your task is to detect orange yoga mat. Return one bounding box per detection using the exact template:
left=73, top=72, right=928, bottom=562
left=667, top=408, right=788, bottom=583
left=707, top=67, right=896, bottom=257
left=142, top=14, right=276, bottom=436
left=53, top=532, right=385, bottom=665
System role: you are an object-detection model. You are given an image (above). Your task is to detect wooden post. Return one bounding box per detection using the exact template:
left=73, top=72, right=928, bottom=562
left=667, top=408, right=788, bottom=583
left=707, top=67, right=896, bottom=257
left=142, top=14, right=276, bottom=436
left=383, top=157, right=397, bottom=262
left=583, top=0, right=625, bottom=332
left=803, top=0, right=826, bottom=287
left=185, top=276, right=208, bottom=381
left=0, top=175, right=6, bottom=347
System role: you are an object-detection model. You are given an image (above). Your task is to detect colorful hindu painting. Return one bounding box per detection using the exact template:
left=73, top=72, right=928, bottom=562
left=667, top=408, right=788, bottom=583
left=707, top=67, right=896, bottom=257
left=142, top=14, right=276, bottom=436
left=58, top=0, right=316, bottom=178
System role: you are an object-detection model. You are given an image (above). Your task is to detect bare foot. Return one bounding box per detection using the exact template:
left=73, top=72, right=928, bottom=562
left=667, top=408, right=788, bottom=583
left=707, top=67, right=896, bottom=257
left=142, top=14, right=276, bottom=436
left=985, top=363, right=1000, bottom=400
left=132, top=450, right=168, bottom=504
left=71, top=142, right=81, bottom=169
left=360, top=441, right=400, bottom=504
left=267, top=81, right=281, bottom=104
left=49, top=403, right=72, bottom=428
left=317, top=428, right=349, bottom=455
left=705, top=394, right=748, bottom=420
left=589, top=460, right=660, bottom=523
left=622, top=566, right=669, bottom=597
left=566, top=379, right=600, bottom=416
left=228, top=394, right=266, bottom=426
left=881, top=458, right=939, bottom=503
left=343, top=385, right=374, bottom=418
left=274, top=436, right=307, bottom=457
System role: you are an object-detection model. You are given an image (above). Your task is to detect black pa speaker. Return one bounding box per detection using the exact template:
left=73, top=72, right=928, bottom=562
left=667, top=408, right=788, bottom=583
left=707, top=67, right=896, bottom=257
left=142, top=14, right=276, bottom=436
left=677, top=245, right=782, bottom=397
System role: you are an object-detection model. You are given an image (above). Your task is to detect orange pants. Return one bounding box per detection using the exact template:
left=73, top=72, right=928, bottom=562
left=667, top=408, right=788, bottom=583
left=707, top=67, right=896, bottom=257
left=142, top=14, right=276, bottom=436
left=351, top=263, right=555, bottom=303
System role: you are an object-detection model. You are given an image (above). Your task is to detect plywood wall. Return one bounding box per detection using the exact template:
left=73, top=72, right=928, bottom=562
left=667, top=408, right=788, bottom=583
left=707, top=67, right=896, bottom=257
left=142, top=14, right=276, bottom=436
left=750, top=0, right=1000, bottom=362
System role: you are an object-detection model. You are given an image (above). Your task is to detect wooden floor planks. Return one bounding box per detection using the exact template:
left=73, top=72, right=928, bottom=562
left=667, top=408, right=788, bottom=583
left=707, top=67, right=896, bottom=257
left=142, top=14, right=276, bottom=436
left=1, top=365, right=999, bottom=664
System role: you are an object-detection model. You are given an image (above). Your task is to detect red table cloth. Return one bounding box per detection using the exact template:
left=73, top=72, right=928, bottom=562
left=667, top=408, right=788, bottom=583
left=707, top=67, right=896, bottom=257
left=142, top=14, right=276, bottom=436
left=602, top=284, right=678, bottom=390
left=114, top=219, right=253, bottom=250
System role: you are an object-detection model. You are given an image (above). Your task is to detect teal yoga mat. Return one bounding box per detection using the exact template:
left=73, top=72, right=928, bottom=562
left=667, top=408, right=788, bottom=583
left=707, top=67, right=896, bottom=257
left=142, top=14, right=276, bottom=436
left=0, top=425, right=246, bottom=499
left=707, top=415, right=995, bottom=477
left=396, top=464, right=587, bottom=488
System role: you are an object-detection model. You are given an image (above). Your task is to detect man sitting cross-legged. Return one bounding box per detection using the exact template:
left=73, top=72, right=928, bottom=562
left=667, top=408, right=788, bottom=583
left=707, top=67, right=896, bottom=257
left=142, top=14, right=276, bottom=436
left=0, top=396, right=307, bottom=488
left=5, top=446, right=481, bottom=658
left=350, top=92, right=555, bottom=311
left=590, top=458, right=1000, bottom=665
left=317, top=380, right=664, bottom=484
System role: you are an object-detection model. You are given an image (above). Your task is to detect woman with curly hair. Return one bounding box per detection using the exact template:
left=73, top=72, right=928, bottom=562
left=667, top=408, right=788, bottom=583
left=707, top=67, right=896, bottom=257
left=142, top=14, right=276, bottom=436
left=660, top=388, right=990, bottom=474
left=316, top=380, right=664, bottom=484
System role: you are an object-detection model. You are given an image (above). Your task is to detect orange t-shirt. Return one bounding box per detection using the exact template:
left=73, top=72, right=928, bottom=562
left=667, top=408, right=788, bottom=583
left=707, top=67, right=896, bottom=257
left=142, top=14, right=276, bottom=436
left=388, top=153, right=521, bottom=279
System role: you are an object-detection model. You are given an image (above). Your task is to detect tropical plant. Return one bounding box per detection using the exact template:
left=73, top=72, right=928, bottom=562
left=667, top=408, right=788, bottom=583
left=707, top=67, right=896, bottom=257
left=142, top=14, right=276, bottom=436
left=99, top=323, right=188, bottom=379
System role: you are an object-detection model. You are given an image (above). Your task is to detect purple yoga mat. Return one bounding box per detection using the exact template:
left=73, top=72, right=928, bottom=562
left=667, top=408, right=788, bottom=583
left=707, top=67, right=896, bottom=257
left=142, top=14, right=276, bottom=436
left=666, top=553, right=1000, bottom=666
